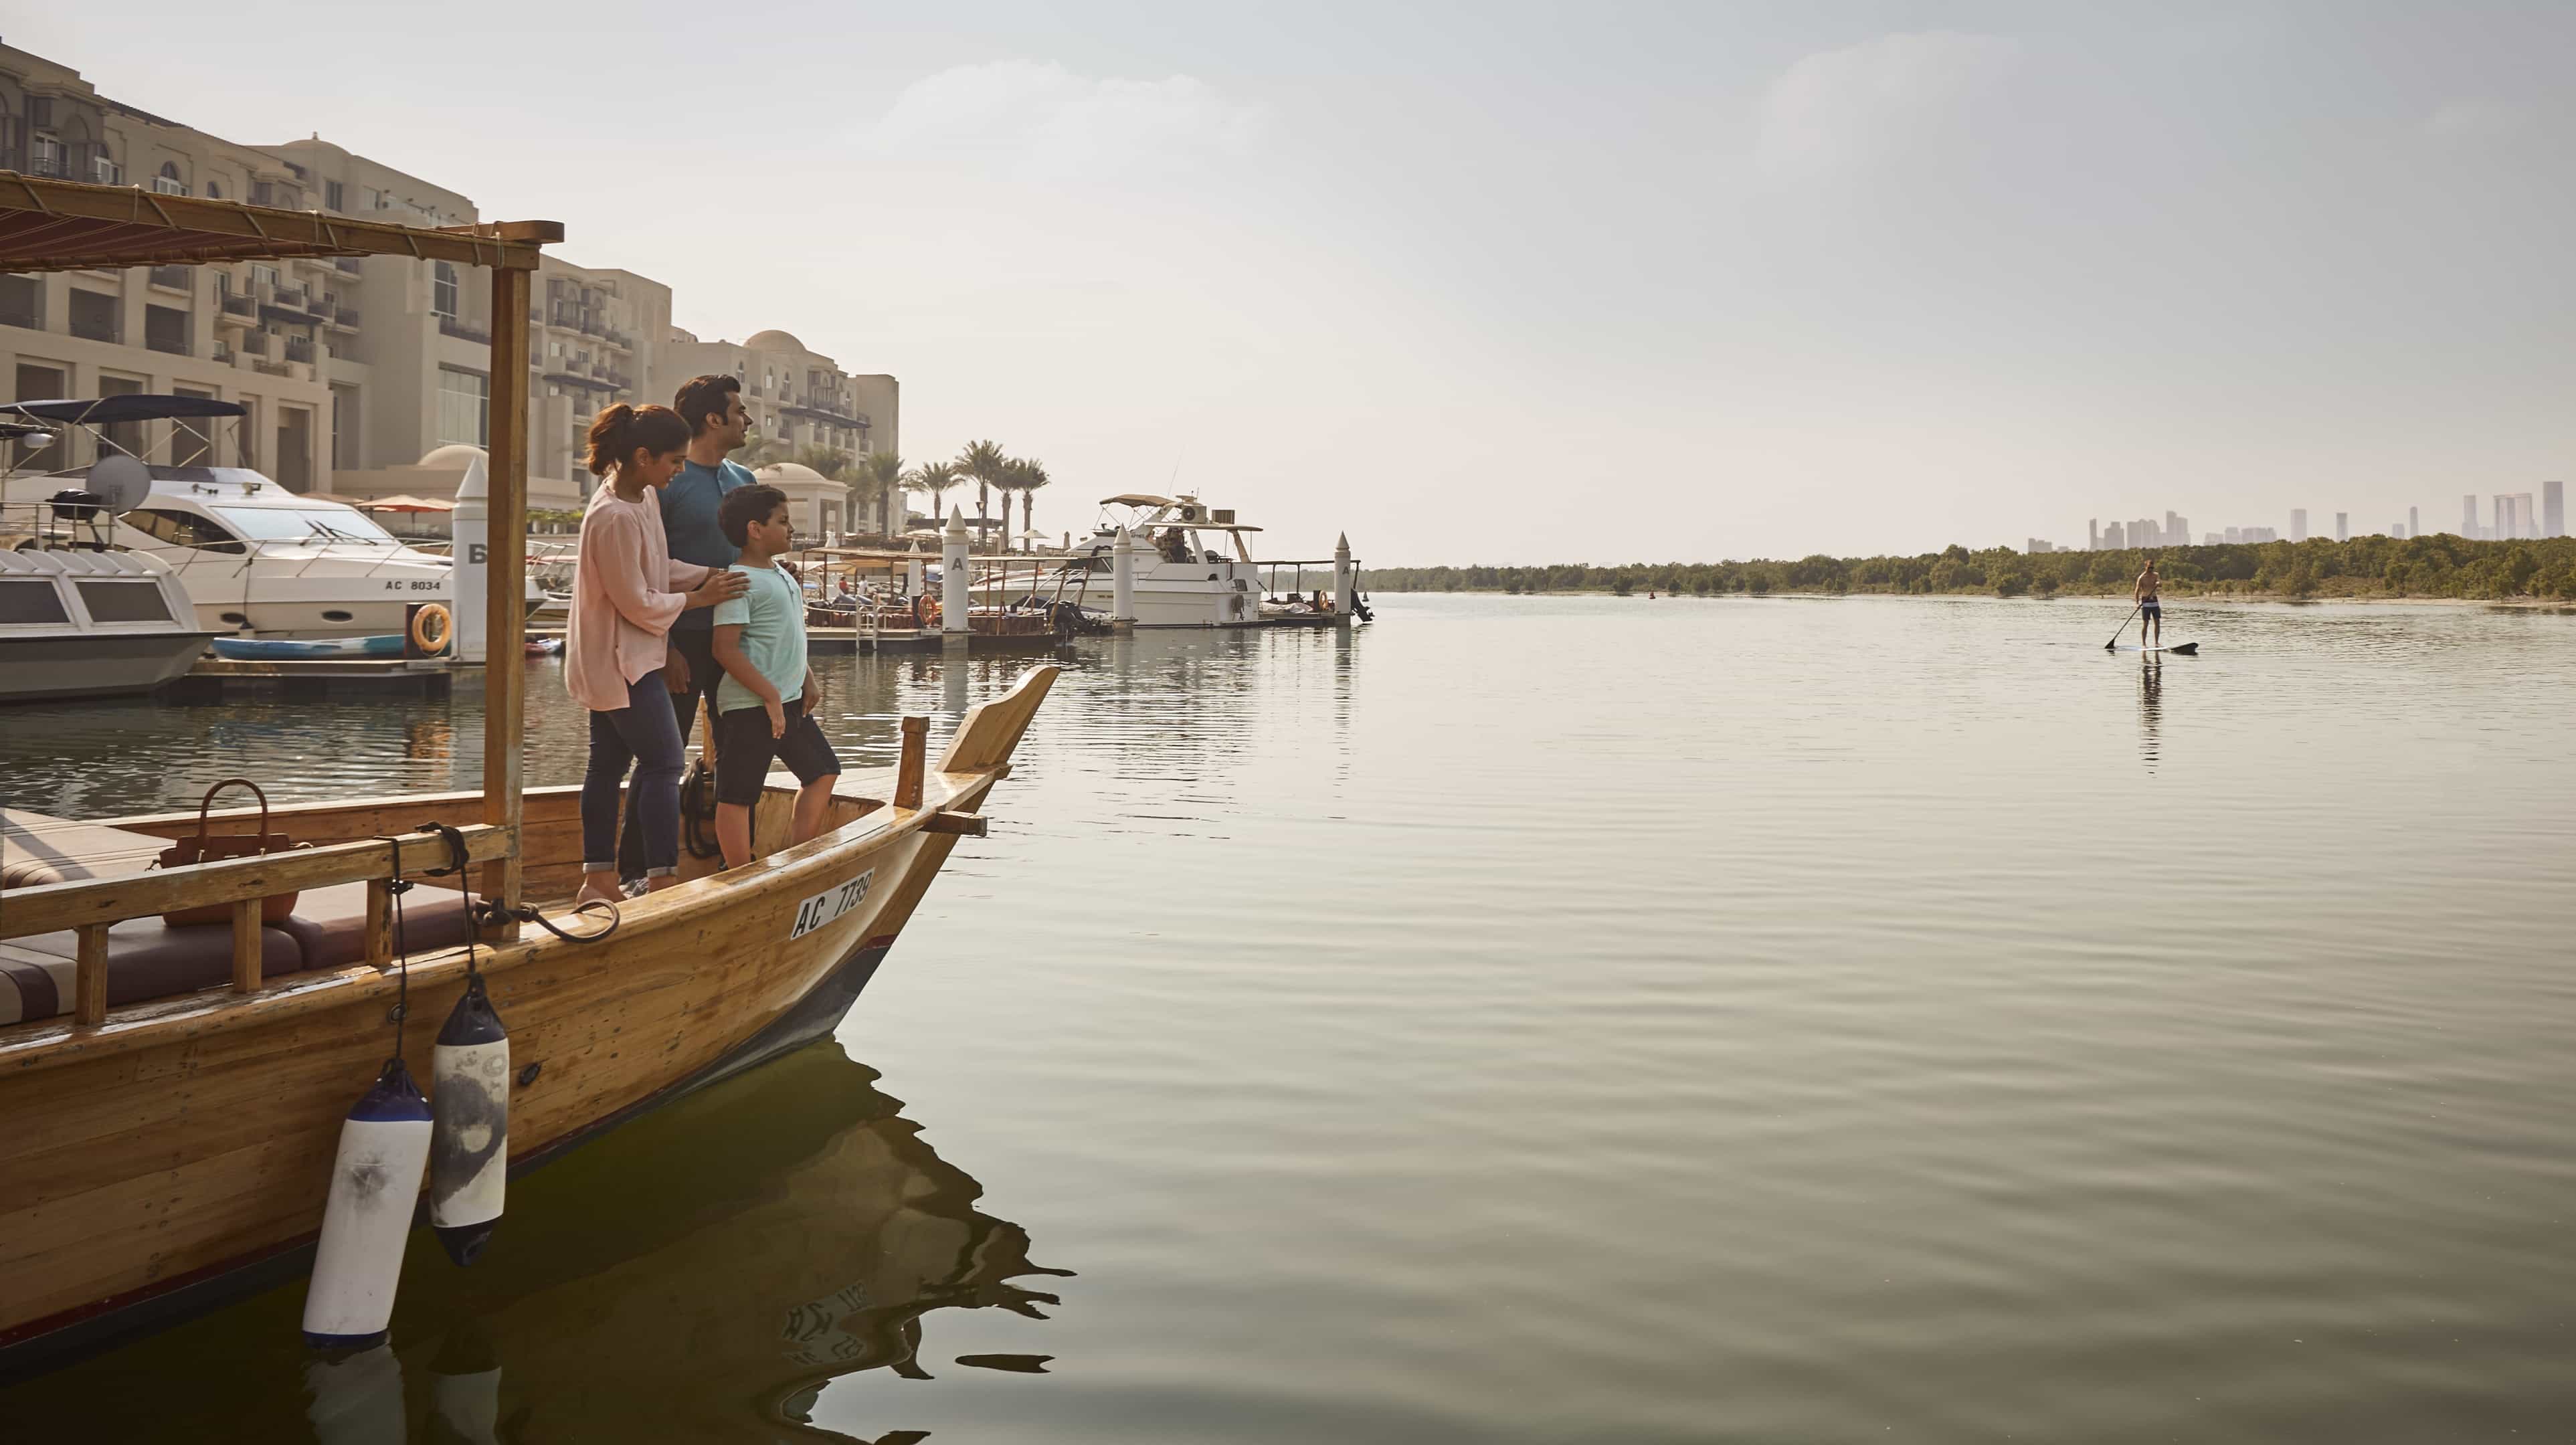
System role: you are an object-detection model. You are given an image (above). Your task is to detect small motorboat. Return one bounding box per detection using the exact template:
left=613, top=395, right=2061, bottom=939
left=211, top=634, right=407, bottom=661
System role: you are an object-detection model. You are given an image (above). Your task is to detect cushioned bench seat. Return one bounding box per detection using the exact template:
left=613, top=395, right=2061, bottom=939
left=0, top=811, right=482, bottom=1026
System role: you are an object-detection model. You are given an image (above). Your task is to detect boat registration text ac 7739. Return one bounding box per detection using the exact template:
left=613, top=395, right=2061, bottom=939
left=789, top=870, right=877, bottom=940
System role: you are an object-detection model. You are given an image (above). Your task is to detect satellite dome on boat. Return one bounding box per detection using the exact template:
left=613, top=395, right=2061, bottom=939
left=418, top=444, right=487, bottom=470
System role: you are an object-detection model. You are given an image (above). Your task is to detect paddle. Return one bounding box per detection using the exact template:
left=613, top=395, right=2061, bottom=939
left=2103, top=602, right=2140, bottom=651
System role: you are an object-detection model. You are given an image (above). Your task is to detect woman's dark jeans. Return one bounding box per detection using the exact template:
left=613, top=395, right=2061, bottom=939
left=582, top=668, right=684, bottom=877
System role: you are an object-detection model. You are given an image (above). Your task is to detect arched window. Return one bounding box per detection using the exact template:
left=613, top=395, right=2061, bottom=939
left=159, top=161, right=180, bottom=179
left=205, top=180, right=222, bottom=200
left=152, top=161, right=187, bottom=197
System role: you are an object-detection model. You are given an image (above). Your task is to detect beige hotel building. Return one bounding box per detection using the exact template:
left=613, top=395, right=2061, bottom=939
left=2, top=41, right=897, bottom=533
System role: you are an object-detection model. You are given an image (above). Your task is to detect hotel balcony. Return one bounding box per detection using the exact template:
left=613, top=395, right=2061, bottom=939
left=148, top=266, right=193, bottom=293
left=252, top=357, right=294, bottom=377
left=216, top=292, right=258, bottom=328
left=326, top=304, right=360, bottom=330
left=332, top=257, right=364, bottom=276
left=438, top=315, right=491, bottom=345
left=212, top=341, right=236, bottom=365
left=283, top=335, right=316, bottom=364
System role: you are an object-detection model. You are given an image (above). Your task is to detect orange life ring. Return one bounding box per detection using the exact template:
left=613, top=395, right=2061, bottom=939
left=410, top=601, right=453, bottom=656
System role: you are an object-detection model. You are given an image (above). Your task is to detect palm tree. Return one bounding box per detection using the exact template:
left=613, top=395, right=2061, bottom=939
left=957, top=440, right=1008, bottom=553
left=907, top=460, right=962, bottom=535
left=990, top=458, right=1030, bottom=553
left=1014, top=458, right=1050, bottom=549
left=852, top=450, right=905, bottom=537
left=792, top=445, right=849, bottom=481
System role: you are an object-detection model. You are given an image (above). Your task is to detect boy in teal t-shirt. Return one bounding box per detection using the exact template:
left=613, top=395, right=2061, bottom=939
left=708, top=485, right=840, bottom=868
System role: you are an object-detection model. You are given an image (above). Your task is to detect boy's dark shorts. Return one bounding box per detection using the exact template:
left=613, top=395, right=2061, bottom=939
left=714, top=698, right=841, bottom=807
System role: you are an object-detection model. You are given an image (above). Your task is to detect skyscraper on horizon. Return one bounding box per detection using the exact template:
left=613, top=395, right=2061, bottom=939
left=2546, top=481, right=2565, bottom=539
left=2409, top=505, right=2419, bottom=539
left=2088, top=518, right=2100, bottom=551
left=2464, top=494, right=2480, bottom=538
left=2335, top=512, right=2349, bottom=543
left=2290, top=508, right=2308, bottom=543
left=2103, top=520, right=2127, bottom=550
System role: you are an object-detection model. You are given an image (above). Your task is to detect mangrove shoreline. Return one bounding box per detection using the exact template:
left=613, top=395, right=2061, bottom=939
left=1361, top=535, right=2576, bottom=603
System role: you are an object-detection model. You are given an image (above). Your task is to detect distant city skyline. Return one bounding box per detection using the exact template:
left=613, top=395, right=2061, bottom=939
left=2033, top=486, right=2566, bottom=553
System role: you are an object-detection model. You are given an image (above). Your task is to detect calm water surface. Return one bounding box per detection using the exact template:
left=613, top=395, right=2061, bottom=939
left=3, top=594, right=2573, bottom=1442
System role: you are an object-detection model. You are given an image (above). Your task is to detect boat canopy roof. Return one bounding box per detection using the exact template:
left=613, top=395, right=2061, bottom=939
left=7, top=395, right=248, bottom=424
left=0, top=173, right=557, bottom=274
left=1099, top=492, right=1178, bottom=508
left=1131, top=520, right=1262, bottom=532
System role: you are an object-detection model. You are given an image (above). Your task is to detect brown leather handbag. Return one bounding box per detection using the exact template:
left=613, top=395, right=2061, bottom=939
left=159, top=779, right=300, bottom=927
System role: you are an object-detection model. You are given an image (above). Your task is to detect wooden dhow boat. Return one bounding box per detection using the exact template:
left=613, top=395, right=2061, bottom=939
left=0, top=175, right=1058, bottom=1377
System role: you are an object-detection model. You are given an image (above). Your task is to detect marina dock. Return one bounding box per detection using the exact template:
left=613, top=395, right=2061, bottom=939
left=169, top=656, right=456, bottom=699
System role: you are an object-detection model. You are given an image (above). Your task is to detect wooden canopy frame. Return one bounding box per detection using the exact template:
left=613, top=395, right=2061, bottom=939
left=0, top=173, right=560, bottom=922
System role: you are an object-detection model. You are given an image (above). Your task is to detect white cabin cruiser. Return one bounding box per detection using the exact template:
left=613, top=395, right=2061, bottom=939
left=1053, top=493, right=1368, bottom=628
left=1058, top=494, right=1269, bottom=628
left=0, top=395, right=535, bottom=639
left=0, top=424, right=215, bottom=700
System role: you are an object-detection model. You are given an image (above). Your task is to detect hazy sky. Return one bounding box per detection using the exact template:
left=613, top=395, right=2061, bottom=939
left=19, top=2, right=2571, bottom=562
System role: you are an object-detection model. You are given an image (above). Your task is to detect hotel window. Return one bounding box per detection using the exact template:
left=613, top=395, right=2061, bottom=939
left=325, top=180, right=344, bottom=211
left=0, top=274, right=38, bottom=330
left=151, top=161, right=187, bottom=197
left=432, top=262, right=460, bottom=320
left=29, top=136, right=64, bottom=178
left=438, top=366, right=489, bottom=447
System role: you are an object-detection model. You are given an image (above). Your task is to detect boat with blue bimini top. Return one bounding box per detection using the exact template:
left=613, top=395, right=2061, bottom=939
left=0, top=423, right=216, bottom=702
left=0, top=394, right=540, bottom=640
left=0, top=173, right=1062, bottom=1381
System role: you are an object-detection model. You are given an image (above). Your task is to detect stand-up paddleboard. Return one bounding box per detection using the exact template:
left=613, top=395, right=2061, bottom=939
left=2114, top=642, right=2199, bottom=654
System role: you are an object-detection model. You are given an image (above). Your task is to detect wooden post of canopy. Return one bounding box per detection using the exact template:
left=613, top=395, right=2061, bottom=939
left=482, top=264, right=534, bottom=924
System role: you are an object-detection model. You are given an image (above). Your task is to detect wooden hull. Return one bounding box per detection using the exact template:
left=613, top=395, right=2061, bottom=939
left=0, top=668, right=1054, bottom=1377
left=0, top=1041, right=1069, bottom=1437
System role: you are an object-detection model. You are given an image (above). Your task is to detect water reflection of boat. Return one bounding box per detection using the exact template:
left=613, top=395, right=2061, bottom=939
left=0, top=1041, right=1068, bottom=1442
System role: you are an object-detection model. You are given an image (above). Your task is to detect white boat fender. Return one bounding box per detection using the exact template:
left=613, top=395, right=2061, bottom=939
left=301, top=1057, right=434, bottom=1350
left=430, top=973, right=510, bottom=1266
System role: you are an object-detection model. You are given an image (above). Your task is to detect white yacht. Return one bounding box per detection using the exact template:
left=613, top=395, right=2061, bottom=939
left=0, top=426, right=214, bottom=700
left=1055, top=494, right=1272, bottom=628
left=1048, top=494, right=1367, bottom=628
left=1, top=395, right=534, bottom=639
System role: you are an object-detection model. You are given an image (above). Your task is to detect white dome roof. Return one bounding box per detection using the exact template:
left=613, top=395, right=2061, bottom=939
left=755, top=462, right=827, bottom=482
left=418, top=444, right=487, bottom=469
left=743, top=329, right=804, bottom=351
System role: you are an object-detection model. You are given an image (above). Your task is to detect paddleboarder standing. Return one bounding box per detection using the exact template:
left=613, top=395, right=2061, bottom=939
left=2134, top=554, right=2163, bottom=649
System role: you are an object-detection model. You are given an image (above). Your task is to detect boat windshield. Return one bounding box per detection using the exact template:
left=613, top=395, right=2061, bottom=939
left=210, top=506, right=401, bottom=545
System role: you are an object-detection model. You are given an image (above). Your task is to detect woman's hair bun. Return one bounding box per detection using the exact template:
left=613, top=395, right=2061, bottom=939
left=583, top=403, right=692, bottom=477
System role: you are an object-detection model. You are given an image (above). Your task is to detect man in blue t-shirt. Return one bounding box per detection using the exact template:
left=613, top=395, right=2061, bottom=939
left=661, top=373, right=758, bottom=745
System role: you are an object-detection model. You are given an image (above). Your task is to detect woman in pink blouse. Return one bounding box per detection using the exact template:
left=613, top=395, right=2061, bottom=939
left=565, top=404, right=747, bottom=904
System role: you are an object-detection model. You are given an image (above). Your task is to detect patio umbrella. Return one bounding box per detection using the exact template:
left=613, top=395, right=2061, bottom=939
left=355, top=494, right=456, bottom=513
